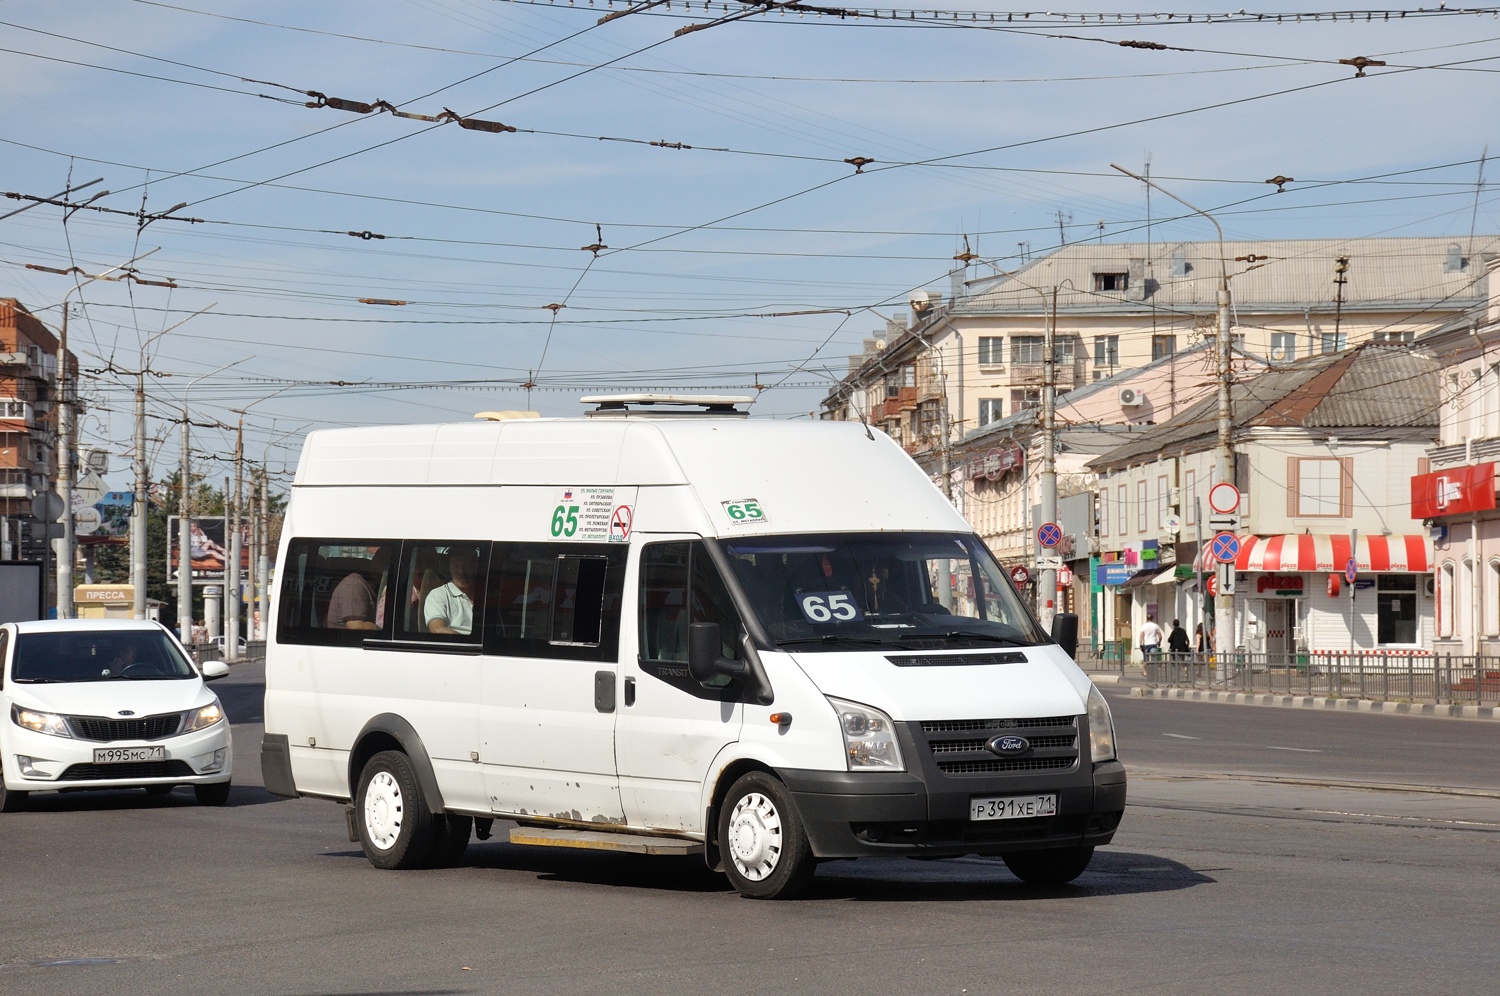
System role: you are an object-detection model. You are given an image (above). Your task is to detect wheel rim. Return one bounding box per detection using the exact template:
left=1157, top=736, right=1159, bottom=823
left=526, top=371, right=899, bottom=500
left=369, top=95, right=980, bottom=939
left=727, top=791, right=783, bottom=882
left=363, top=770, right=404, bottom=850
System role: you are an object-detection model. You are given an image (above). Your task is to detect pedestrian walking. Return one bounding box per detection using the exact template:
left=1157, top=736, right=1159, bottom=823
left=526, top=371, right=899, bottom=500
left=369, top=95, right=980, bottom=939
left=1139, top=616, right=1163, bottom=671
left=1167, top=619, right=1190, bottom=660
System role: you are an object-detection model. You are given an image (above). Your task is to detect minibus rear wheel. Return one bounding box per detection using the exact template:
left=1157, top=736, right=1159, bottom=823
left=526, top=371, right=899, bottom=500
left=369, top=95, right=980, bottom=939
left=356, top=750, right=437, bottom=870
left=1001, top=845, right=1094, bottom=886
left=718, top=771, right=816, bottom=900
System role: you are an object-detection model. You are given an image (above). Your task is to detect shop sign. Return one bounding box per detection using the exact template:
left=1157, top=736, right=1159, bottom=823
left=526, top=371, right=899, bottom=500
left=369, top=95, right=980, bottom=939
left=967, top=440, right=1025, bottom=481
left=1411, top=463, right=1496, bottom=518
left=1256, top=574, right=1305, bottom=595
left=74, top=585, right=133, bottom=602
left=1095, top=562, right=1138, bottom=586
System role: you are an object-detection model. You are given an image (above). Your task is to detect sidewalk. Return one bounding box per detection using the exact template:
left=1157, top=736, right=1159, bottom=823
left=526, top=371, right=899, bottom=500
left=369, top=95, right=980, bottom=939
left=1125, top=683, right=1500, bottom=722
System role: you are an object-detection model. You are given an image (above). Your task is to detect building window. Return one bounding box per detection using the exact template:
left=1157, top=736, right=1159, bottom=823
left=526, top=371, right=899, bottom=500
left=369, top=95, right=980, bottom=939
left=1093, top=335, right=1119, bottom=368
left=1270, top=333, right=1298, bottom=362
left=1184, top=469, right=1197, bottom=525
left=1438, top=563, right=1455, bottom=639
left=1011, top=336, right=1044, bottom=365
left=1156, top=475, right=1170, bottom=532
left=1151, top=335, right=1176, bottom=361
left=1289, top=457, right=1352, bottom=517
left=1378, top=574, right=1418, bottom=645
left=1136, top=480, right=1147, bottom=532
left=0, top=400, right=28, bottom=419
left=1374, top=330, right=1415, bottom=344
left=1321, top=331, right=1347, bottom=354
left=977, top=398, right=1003, bottom=426
left=1094, top=272, right=1128, bottom=292
left=977, top=337, right=1004, bottom=366
left=1116, top=484, right=1127, bottom=535
left=1487, top=560, right=1500, bottom=638
left=1010, top=388, right=1041, bottom=412
left=1099, top=490, right=1109, bottom=538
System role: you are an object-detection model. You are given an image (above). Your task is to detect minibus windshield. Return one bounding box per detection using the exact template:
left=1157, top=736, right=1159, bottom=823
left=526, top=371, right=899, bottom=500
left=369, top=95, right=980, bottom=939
left=721, top=533, right=1049, bottom=651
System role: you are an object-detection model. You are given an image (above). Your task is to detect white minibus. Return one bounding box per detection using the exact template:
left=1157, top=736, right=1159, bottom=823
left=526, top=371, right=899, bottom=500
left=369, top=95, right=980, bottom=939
left=262, top=397, right=1125, bottom=898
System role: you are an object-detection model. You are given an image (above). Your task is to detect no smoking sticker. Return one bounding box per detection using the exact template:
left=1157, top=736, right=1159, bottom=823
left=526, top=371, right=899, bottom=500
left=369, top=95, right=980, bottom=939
left=609, top=505, right=633, bottom=542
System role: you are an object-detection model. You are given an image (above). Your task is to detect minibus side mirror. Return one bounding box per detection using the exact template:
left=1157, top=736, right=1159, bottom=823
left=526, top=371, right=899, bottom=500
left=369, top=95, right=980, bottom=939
left=1050, top=613, right=1079, bottom=661
left=688, top=622, right=748, bottom=687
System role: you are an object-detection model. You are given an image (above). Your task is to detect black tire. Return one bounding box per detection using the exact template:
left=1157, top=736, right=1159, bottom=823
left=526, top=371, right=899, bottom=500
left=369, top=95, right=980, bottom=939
left=1002, top=846, right=1095, bottom=886
left=426, top=813, right=472, bottom=868
left=355, top=750, right=437, bottom=870
left=717, top=771, right=816, bottom=899
left=0, top=771, right=26, bottom=813
left=144, top=784, right=175, bottom=798
left=194, top=781, right=231, bottom=806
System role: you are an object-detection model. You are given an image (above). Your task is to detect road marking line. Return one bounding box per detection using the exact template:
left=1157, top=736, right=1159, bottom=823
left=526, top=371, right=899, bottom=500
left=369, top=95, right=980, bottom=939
left=1162, top=733, right=1201, bottom=740
left=1265, top=745, right=1323, bottom=753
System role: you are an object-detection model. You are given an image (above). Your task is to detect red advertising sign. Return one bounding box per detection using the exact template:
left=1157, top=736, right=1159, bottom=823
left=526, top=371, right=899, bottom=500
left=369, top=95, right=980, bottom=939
left=1411, top=463, right=1496, bottom=518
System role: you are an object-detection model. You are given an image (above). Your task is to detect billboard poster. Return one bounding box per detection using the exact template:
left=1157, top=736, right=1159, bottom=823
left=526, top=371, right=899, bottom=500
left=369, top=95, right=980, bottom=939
left=167, top=515, right=251, bottom=583
left=94, top=492, right=133, bottom=538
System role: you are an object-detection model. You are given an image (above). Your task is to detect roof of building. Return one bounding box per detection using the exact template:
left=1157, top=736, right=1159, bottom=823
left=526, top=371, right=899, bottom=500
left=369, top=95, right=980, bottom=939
left=951, top=237, right=1498, bottom=317
left=1086, top=341, right=1439, bottom=470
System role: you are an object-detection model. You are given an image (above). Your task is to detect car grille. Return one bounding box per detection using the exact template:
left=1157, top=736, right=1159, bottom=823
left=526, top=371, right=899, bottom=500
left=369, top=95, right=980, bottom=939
left=60, top=760, right=195, bottom=781
left=67, top=713, right=182, bottom=742
left=917, top=715, right=1080, bottom=776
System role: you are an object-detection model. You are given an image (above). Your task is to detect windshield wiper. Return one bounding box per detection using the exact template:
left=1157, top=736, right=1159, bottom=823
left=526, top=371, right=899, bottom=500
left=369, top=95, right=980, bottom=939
left=775, top=635, right=894, bottom=648
left=895, top=631, right=1033, bottom=647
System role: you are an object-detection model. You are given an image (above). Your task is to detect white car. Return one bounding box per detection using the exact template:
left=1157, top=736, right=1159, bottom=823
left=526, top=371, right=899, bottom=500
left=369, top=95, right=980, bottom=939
left=1, top=620, right=234, bottom=811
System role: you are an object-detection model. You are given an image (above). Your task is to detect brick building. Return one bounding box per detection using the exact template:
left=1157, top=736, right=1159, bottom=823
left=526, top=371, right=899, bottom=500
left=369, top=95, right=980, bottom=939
left=0, top=298, right=78, bottom=558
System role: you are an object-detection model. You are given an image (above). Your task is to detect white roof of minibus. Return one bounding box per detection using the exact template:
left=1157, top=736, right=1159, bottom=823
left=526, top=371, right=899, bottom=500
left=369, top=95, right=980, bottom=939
left=292, top=417, right=968, bottom=536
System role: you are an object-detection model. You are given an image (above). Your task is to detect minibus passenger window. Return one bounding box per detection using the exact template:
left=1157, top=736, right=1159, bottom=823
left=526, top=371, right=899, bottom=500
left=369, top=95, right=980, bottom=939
left=551, top=556, right=608, bottom=646
left=277, top=539, right=397, bottom=646
left=394, top=542, right=488, bottom=641
left=483, top=543, right=626, bottom=662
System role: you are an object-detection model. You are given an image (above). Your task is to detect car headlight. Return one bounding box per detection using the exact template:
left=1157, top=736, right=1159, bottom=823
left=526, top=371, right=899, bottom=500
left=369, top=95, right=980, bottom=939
left=183, top=700, right=225, bottom=733
left=827, top=697, right=904, bottom=771
left=12, top=705, right=72, bottom=738
left=1087, top=684, right=1116, bottom=763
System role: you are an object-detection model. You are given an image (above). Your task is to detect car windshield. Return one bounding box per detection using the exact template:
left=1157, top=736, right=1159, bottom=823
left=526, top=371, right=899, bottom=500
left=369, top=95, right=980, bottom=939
left=720, top=532, right=1049, bottom=651
left=10, top=630, right=196, bottom=683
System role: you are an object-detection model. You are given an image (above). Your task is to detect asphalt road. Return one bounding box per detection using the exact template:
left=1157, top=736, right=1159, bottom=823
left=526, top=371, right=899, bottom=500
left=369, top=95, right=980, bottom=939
left=2, top=664, right=1497, bottom=995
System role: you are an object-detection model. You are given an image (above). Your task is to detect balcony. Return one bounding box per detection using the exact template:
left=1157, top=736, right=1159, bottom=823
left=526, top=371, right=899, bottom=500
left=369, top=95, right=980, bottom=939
left=0, top=400, right=33, bottom=427
left=1008, top=362, right=1084, bottom=390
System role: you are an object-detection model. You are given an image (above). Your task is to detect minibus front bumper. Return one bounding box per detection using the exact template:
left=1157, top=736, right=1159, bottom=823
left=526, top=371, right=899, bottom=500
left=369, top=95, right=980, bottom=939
left=777, top=718, right=1125, bottom=859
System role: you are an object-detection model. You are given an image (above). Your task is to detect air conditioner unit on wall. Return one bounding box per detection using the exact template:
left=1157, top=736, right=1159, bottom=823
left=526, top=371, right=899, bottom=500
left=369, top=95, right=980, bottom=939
left=1423, top=576, right=1436, bottom=597
left=1118, top=387, right=1143, bottom=407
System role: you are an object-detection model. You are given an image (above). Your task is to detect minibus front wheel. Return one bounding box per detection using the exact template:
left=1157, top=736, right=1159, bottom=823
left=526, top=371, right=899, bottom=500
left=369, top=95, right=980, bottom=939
left=718, top=771, right=816, bottom=900
left=356, top=750, right=438, bottom=870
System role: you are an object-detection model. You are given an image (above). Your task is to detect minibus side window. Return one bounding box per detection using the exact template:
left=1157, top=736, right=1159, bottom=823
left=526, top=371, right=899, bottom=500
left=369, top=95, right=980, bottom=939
left=277, top=539, right=398, bottom=646
left=392, top=541, right=489, bottom=643
left=483, top=543, right=626, bottom=662
left=639, top=542, right=742, bottom=671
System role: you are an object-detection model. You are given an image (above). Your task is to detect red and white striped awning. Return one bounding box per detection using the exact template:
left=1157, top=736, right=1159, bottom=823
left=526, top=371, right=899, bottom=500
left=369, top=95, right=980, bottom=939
left=1197, top=533, right=1432, bottom=573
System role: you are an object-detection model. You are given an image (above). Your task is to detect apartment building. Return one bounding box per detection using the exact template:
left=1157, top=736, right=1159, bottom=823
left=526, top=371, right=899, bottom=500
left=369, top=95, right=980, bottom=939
left=0, top=298, right=77, bottom=558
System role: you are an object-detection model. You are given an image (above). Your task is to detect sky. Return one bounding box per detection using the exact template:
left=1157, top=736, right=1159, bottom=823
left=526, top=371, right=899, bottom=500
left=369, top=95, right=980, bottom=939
left=2, top=0, right=1498, bottom=492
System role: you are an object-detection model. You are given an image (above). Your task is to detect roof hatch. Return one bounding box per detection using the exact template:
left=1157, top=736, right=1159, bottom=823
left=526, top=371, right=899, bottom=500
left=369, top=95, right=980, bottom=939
left=580, top=394, right=754, bottom=418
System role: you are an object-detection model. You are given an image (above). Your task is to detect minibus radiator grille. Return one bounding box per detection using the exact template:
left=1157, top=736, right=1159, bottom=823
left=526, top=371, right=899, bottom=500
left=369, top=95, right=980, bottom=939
left=67, top=713, right=183, bottom=742
left=916, top=716, right=1080, bottom=776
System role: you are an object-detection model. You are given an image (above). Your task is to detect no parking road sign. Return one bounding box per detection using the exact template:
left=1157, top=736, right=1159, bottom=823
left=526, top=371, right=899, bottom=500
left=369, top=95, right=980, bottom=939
left=1037, top=522, right=1062, bottom=548
left=1211, top=531, right=1240, bottom=564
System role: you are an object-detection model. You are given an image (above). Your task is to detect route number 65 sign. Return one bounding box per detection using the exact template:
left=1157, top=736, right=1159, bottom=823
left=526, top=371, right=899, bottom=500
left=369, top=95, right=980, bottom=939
left=722, top=498, right=767, bottom=525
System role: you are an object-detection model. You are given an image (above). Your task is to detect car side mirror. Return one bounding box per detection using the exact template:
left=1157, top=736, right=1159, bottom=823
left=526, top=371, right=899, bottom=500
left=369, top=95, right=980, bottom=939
left=1051, top=613, right=1079, bottom=661
left=688, top=621, right=747, bottom=687
left=202, top=660, right=230, bottom=681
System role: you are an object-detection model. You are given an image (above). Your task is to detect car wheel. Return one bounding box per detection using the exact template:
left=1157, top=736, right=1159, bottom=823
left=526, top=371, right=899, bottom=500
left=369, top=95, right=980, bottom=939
left=717, top=771, right=816, bottom=900
left=356, top=750, right=436, bottom=870
left=144, top=785, right=175, bottom=798
left=427, top=813, right=473, bottom=868
left=194, top=781, right=231, bottom=806
left=1001, top=846, right=1095, bottom=886
left=0, top=772, right=26, bottom=813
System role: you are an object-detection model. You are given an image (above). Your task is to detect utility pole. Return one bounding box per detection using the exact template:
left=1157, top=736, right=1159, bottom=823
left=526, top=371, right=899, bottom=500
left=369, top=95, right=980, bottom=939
left=56, top=304, right=73, bottom=619
left=227, top=420, right=243, bottom=662
left=257, top=469, right=270, bottom=639
left=178, top=357, right=250, bottom=642
left=132, top=369, right=148, bottom=619
left=1039, top=285, right=1059, bottom=632
left=1113, top=164, right=1234, bottom=659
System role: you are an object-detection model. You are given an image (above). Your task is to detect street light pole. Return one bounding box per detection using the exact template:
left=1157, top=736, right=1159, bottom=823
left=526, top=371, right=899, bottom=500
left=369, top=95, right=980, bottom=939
left=1112, top=164, right=1234, bottom=659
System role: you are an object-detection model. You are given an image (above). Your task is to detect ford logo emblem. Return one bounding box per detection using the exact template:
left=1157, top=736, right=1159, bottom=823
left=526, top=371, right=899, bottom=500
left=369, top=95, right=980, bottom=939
left=986, top=734, right=1030, bottom=756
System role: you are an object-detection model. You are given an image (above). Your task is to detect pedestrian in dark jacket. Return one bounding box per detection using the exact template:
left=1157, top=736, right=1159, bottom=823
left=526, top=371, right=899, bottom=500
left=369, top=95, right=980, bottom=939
left=1167, top=619, right=1190, bottom=659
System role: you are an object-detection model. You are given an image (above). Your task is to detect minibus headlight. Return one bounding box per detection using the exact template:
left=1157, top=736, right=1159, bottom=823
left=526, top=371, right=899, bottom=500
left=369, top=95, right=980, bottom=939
left=12, top=706, right=72, bottom=738
left=1087, top=684, right=1116, bottom=763
left=183, top=700, right=225, bottom=733
left=827, top=697, right=904, bottom=771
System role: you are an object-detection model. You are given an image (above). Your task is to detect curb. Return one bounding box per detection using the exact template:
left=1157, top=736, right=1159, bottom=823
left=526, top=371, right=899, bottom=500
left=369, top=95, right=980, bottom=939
left=1129, top=766, right=1500, bottom=800
left=1130, top=685, right=1500, bottom=721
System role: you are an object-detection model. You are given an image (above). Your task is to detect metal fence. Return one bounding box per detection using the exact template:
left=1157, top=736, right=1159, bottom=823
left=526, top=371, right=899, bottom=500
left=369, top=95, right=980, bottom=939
left=1077, top=641, right=1132, bottom=674
left=1143, top=651, right=1500, bottom=705
left=191, top=640, right=267, bottom=664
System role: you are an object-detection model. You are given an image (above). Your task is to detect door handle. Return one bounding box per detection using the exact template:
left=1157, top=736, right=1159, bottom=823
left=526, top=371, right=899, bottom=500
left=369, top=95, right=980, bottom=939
left=594, top=670, right=616, bottom=713
left=624, top=676, right=636, bottom=707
